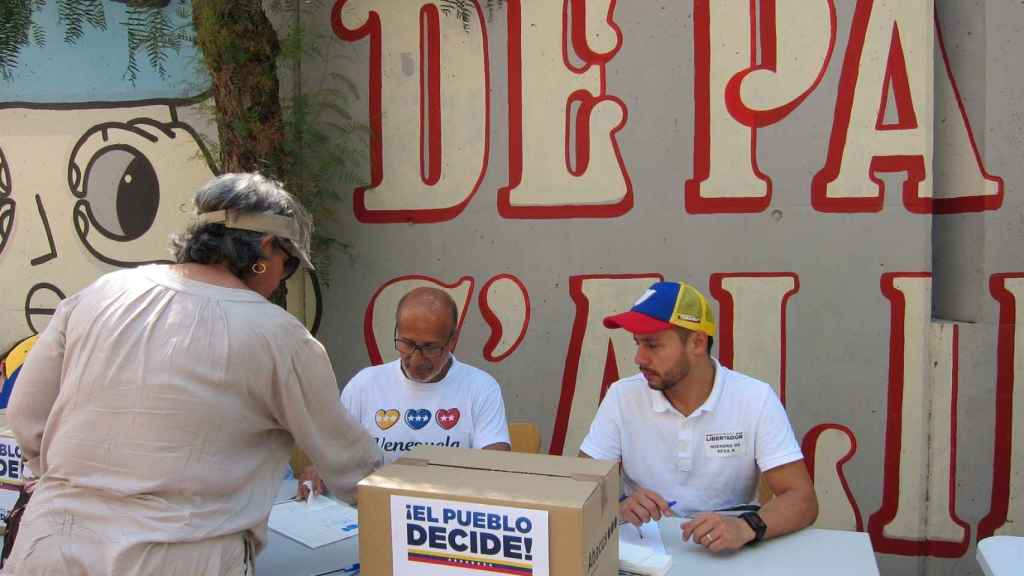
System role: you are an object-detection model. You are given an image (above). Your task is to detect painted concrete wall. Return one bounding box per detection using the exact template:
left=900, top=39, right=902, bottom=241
left=0, top=2, right=217, bottom=423
left=1, top=2, right=1023, bottom=574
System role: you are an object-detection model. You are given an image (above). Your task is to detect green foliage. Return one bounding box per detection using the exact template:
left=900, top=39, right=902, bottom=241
left=123, top=5, right=184, bottom=84
left=440, top=0, right=474, bottom=33
left=271, top=0, right=368, bottom=281
left=0, top=0, right=505, bottom=278
left=0, top=0, right=188, bottom=85
left=439, top=0, right=505, bottom=32
left=265, top=0, right=506, bottom=279
left=0, top=0, right=43, bottom=81
left=57, top=0, right=105, bottom=44
left=193, top=0, right=368, bottom=282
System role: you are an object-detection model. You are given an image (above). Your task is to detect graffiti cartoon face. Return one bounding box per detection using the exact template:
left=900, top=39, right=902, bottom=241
left=0, top=104, right=216, bottom=352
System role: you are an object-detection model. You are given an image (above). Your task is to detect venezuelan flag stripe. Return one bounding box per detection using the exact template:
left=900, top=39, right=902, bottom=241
left=408, top=549, right=533, bottom=575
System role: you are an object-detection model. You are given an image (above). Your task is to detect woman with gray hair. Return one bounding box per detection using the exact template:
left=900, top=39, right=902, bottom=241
left=4, top=173, right=382, bottom=574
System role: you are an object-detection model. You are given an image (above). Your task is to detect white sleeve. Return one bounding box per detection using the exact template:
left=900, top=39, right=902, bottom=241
left=267, top=340, right=382, bottom=504
left=579, top=385, right=623, bottom=460
left=754, top=390, right=804, bottom=472
left=339, top=372, right=361, bottom=419
left=470, top=378, right=510, bottom=448
left=8, top=296, right=79, bottom=474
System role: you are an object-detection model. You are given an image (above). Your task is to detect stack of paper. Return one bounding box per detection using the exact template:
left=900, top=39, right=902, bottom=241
left=618, top=540, right=673, bottom=576
left=268, top=495, right=359, bottom=548
left=618, top=522, right=672, bottom=576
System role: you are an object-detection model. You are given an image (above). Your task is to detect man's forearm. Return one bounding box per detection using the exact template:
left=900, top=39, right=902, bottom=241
left=757, top=485, right=818, bottom=540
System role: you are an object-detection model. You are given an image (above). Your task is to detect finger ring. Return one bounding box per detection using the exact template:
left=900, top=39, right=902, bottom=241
left=704, top=534, right=712, bottom=543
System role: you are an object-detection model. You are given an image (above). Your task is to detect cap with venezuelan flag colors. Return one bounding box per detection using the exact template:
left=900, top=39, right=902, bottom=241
left=603, top=281, right=715, bottom=336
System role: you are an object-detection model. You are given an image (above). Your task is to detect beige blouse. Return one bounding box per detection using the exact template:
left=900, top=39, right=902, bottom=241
left=4, top=265, right=381, bottom=573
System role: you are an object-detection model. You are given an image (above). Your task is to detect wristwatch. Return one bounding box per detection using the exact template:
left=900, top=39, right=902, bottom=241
left=739, top=511, right=767, bottom=544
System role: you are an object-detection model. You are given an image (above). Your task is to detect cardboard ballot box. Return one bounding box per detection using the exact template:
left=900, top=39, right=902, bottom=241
left=358, top=445, right=619, bottom=576
left=0, top=431, right=30, bottom=528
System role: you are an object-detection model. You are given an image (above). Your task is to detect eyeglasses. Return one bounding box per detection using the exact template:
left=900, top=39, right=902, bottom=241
left=394, top=336, right=451, bottom=358
left=274, top=239, right=301, bottom=281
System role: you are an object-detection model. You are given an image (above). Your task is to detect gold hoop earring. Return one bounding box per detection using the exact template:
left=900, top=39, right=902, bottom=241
left=252, top=262, right=267, bottom=274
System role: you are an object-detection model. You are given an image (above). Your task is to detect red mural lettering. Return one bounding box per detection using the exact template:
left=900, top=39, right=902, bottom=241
left=725, top=0, right=838, bottom=128
left=549, top=273, right=662, bottom=455
left=499, top=0, right=632, bottom=219
left=868, top=272, right=970, bottom=557
left=802, top=423, right=864, bottom=532
left=479, top=274, right=531, bottom=362
left=710, top=272, right=799, bottom=404
left=929, top=5, right=1004, bottom=214
left=686, top=0, right=771, bottom=214
left=332, top=1, right=490, bottom=223
left=875, top=27, right=916, bottom=131
left=811, top=0, right=926, bottom=213
left=978, top=274, right=1024, bottom=539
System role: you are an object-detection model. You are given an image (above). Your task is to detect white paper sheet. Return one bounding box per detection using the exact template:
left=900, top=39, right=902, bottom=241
left=619, top=521, right=666, bottom=554
left=268, top=495, right=359, bottom=549
left=618, top=522, right=672, bottom=576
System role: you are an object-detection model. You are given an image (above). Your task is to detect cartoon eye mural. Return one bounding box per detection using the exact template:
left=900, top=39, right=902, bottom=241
left=76, top=143, right=159, bottom=241
left=67, top=118, right=215, bottom=267
left=0, top=146, right=13, bottom=255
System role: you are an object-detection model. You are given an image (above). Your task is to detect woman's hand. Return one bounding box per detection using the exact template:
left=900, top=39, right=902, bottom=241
left=296, top=466, right=326, bottom=499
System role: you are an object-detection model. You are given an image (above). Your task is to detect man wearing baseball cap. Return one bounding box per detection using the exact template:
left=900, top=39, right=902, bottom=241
left=579, top=280, right=818, bottom=552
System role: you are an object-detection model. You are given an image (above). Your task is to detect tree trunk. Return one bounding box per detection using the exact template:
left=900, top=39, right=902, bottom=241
left=191, top=0, right=286, bottom=177
left=192, top=0, right=290, bottom=307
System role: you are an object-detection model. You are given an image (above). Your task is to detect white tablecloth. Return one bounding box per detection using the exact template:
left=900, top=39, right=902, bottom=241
left=256, top=482, right=879, bottom=576
left=656, top=518, right=878, bottom=575
left=255, top=479, right=359, bottom=576
left=977, top=535, right=1024, bottom=576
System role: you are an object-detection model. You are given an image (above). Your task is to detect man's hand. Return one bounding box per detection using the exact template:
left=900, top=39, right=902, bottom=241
left=619, top=487, right=673, bottom=526
left=681, top=513, right=756, bottom=552
left=296, top=465, right=326, bottom=499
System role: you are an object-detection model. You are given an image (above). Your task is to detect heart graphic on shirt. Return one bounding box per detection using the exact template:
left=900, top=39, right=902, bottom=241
left=435, top=408, right=461, bottom=430
left=405, top=408, right=432, bottom=430
left=375, top=409, right=400, bottom=430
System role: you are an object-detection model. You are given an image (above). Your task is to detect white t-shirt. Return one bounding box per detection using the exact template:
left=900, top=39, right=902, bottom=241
left=341, top=357, right=510, bottom=464
left=580, top=357, right=803, bottom=516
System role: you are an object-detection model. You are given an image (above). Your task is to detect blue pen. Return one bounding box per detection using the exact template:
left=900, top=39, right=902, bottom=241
left=312, top=562, right=359, bottom=576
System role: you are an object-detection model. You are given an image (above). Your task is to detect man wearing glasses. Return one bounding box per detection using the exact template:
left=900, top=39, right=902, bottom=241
left=301, top=287, right=509, bottom=495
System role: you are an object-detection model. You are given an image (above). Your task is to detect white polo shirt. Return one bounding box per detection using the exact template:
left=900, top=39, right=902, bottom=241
left=580, top=357, right=803, bottom=516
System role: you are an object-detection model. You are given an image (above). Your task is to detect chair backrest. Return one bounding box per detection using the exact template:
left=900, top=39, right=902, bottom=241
left=508, top=422, right=541, bottom=454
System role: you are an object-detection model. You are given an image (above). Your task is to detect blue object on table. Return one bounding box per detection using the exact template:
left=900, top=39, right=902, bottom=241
left=312, top=563, right=359, bottom=576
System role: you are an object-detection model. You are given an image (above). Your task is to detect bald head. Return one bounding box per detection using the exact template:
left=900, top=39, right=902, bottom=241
left=395, top=287, right=459, bottom=382
left=396, top=287, right=459, bottom=333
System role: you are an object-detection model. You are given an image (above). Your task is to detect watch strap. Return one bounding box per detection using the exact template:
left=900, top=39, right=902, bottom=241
left=739, top=511, right=767, bottom=544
